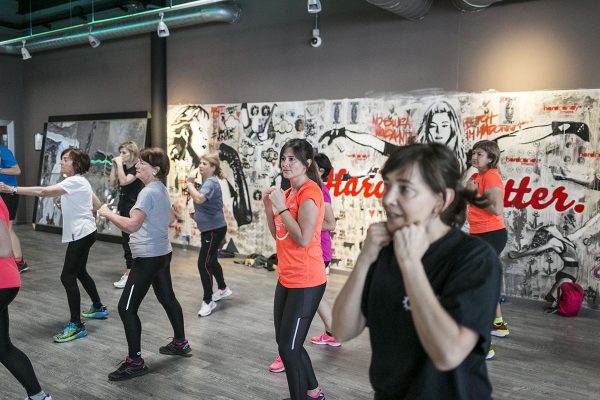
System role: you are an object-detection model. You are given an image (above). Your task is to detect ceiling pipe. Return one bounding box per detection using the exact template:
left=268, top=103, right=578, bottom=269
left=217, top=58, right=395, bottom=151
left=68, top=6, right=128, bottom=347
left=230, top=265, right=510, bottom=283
left=366, top=0, right=433, bottom=20
left=450, top=0, right=504, bottom=12
left=0, top=0, right=240, bottom=54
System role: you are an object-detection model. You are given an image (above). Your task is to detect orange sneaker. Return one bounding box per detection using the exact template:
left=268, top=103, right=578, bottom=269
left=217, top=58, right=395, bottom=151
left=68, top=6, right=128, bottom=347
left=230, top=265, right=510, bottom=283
left=310, top=332, right=341, bottom=347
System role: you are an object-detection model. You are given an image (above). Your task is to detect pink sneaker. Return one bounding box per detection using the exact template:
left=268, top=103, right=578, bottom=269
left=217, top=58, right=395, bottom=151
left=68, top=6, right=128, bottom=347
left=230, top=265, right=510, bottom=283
left=268, top=354, right=285, bottom=373
left=310, top=332, right=341, bottom=347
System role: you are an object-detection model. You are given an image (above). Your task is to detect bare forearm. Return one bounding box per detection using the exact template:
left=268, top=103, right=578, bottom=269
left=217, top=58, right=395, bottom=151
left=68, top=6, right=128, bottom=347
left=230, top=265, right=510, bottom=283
left=264, top=210, right=276, bottom=238
left=0, top=165, right=21, bottom=176
left=15, top=186, right=53, bottom=197
left=103, top=212, right=138, bottom=234
left=332, top=253, right=371, bottom=341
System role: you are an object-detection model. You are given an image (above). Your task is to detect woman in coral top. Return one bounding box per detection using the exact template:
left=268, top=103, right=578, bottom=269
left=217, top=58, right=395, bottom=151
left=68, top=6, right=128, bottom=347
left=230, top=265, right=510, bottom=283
left=262, top=139, right=327, bottom=400
left=0, top=197, right=52, bottom=400
left=466, top=140, right=508, bottom=359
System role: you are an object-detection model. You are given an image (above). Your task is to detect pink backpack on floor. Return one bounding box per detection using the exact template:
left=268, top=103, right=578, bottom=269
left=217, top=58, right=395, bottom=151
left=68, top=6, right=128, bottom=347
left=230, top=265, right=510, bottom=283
left=556, top=282, right=584, bottom=317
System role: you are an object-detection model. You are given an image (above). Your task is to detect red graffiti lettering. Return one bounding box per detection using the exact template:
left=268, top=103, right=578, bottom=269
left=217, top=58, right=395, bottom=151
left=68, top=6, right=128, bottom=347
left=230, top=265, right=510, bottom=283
left=372, top=115, right=413, bottom=144
left=464, top=113, right=529, bottom=140
left=327, top=169, right=385, bottom=199
left=543, top=104, right=582, bottom=113
left=504, top=177, right=585, bottom=213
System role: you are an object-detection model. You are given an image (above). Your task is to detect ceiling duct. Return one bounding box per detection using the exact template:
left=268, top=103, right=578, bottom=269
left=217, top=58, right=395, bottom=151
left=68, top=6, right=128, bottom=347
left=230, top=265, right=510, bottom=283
left=366, top=0, right=433, bottom=20
left=0, top=2, right=241, bottom=55
left=450, top=0, right=504, bottom=12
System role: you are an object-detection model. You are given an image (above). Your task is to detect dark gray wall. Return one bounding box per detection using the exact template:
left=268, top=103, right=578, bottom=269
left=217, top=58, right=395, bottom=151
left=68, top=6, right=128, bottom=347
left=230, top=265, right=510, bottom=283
left=0, top=54, right=24, bottom=156
left=9, top=0, right=600, bottom=220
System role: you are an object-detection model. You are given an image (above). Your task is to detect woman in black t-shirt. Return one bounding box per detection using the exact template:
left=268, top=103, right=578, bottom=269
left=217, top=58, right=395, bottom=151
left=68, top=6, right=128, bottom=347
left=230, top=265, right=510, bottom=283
left=109, top=141, right=144, bottom=289
left=332, top=143, right=502, bottom=400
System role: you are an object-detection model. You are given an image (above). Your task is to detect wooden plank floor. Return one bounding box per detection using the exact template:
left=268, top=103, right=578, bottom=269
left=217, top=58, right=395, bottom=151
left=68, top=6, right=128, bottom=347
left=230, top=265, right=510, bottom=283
left=2, top=226, right=600, bottom=400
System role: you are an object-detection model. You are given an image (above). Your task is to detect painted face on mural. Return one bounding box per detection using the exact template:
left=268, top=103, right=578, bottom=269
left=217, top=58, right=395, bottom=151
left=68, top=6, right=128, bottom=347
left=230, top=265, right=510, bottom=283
left=428, top=112, right=453, bottom=145
left=382, top=165, right=443, bottom=233
left=471, top=148, right=493, bottom=171
left=280, top=148, right=307, bottom=181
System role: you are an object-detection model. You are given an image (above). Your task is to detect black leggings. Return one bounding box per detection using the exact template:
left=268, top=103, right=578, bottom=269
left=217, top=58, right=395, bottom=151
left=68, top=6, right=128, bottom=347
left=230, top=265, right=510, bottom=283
left=472, top=228, right=508, bottom=256
left=0, top=288, right=42, bottom=396
left=198, top=226, right=227, bottom=303
left=274, top=281, right=326, bottom=400
left=61, top=231, right=101, bottom=323
left=121, top=231, right=133, bottom=269
left=120, top=209, right=133, bottom=269
left=118, top=252, right=185, bottom=359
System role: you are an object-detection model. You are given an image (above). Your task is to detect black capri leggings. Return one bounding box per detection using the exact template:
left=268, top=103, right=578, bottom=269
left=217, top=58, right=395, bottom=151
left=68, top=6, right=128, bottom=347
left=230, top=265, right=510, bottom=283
left=198, top=226, right=227, bottom=303
left=61, top=230, right=101, bottom=323
left=0, top=288, right=42, bottom=396
left=472, top=228, right=508, bottom=256
left=274, top=281, right=326, bottom=400
left=118, top=252, right=185, bottom=359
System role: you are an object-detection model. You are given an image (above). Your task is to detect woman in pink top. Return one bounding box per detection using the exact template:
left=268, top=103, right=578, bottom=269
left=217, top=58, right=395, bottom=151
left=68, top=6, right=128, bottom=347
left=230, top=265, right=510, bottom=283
left=0, top=197, right=52, bottom=400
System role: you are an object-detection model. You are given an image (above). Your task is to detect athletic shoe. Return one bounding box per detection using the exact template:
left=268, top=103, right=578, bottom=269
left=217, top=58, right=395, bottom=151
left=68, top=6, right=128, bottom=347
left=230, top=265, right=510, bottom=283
left=113, top=273, right=128, bottom=289
left=325, top=266, right=330, bottom=275
left=485, top=348, right=495, bottom=360
left=17, top=260, right=30, bottom=273
left=81, top=305, right=109, bottom=319
left=268, top=354, right=285, bottom=373
left=212, top=287, right=233, bottom=302
left=491, top=322, right=509, bottom=337
left=159, top=339, right=192, bottom=357
left=24, top=395, right=52, bottom=400
left=307, top=388, right=326, bottom=400
left=198, top=301, right=217, bottom=317
left=108, top=356, right=149, bottom=381
left=52, top=322, right=87, bottom=343
left=310, top=332, right=341, bottom=347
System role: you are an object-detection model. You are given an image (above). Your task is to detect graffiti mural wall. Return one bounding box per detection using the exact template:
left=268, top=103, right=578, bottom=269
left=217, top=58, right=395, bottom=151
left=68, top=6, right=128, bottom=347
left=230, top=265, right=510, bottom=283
left=167, top=89, right=600, bottom=306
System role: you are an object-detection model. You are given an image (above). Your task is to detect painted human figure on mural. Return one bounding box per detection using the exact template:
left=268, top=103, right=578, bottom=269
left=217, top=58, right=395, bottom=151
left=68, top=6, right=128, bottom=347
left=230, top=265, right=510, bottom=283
left=508, top=212, right=600, bottom=308
left=318, top=100, right=468, bottom=172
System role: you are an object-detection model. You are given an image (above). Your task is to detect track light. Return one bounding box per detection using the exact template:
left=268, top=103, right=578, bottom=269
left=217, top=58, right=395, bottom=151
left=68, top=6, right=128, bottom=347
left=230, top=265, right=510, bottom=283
left=88, top=28, right=101, bottom=48
left=307, top=0, right=321, bottom=14
left=157, top=13, right=170, bottom=38
left=21, top=40, right=31, bottom=60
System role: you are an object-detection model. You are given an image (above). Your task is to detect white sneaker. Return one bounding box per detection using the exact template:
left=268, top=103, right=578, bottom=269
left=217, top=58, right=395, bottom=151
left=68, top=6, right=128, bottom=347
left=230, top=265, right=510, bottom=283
left=25, top=395, right=52, bottom=400
left=198, top=301, right=217, bottom=317
left=212, top=287, right=232, bottom=302
left=113, top=273, right=129, bottom=289
left=325, top=266, right=330, bottom=275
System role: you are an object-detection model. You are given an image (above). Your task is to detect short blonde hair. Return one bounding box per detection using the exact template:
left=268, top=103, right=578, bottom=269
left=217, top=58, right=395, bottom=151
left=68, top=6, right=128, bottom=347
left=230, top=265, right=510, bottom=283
left=202, top=153, right=224, bottom=179
left=118, top=141, right=139, bottom=160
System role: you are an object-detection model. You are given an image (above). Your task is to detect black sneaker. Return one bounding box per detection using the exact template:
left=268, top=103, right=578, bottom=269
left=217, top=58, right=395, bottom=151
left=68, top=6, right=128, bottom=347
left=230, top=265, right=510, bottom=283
left=17, top=260, right=30, bottom=273
left=108, top=357, right=149, bottom=381
left=159, top=339, right=192, bottom=357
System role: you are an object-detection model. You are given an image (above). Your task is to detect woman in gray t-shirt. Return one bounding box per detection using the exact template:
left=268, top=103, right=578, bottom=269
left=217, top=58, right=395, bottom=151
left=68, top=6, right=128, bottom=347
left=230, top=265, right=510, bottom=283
left=185, top=153, right=232, bottom=317
left=99, top=147, right=191, bottom=382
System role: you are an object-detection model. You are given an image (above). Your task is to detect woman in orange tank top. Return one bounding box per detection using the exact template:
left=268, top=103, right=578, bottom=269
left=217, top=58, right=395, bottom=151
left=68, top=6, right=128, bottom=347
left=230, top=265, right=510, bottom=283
left=262, top=139, right=327, bottom=400
left=466, top=140, right=508, bottom=360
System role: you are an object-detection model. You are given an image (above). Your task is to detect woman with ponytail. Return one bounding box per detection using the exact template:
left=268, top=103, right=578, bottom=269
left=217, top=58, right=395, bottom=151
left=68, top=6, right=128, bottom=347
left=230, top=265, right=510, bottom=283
left=262, top=139, right=327, bottom=400
left=332, top=143, right=501, bottom=400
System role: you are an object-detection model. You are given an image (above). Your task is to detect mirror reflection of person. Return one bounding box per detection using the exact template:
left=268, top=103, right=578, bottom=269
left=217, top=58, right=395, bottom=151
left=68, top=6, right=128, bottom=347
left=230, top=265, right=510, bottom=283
left=109, top=141, right=144, bottom=289
left=333, top=143, right=501, bottom=400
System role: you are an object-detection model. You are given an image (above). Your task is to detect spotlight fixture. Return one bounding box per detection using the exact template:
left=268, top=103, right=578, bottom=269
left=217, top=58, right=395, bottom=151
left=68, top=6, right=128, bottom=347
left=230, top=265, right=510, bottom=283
left=157, top=13, right=170, bottom=38
left=88, top=28, right=101, bottom=48
left=21, top=40, right=31, bottom=60
left=307, top=0, right=321, bottom=14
